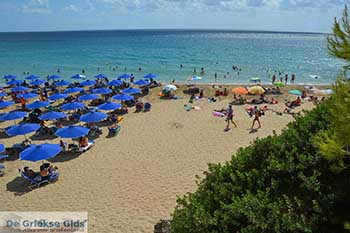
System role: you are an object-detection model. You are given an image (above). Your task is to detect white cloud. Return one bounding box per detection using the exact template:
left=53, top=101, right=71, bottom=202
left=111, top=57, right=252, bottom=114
left=64, top=4, right=81, bottom=12
left=22, top=0, right=51, bottom=14
left=94, top=0, right=346, bottom=12
left=263, top=0, right=281, bottom=9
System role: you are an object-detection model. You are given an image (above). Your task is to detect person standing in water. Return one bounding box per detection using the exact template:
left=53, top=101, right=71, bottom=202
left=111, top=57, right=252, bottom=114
left=225, top=105, right=237, bottom=131
left=291, top=74, right=296, bottom=84
left=214, top=72, right=217, bottom=83
left=285, top=74, right=288, bottom=84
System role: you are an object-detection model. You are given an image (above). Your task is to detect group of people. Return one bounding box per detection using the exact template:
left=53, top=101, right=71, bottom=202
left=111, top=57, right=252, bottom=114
left=271, top=73, right=296, bottom=84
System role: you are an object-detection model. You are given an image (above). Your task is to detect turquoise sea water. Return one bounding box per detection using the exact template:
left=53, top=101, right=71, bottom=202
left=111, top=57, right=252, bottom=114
left=0, top=30, right=343, bottom=84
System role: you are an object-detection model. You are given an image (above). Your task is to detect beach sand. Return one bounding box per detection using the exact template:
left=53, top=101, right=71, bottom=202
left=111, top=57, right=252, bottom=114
left=0, top=84, right=319, bottom=232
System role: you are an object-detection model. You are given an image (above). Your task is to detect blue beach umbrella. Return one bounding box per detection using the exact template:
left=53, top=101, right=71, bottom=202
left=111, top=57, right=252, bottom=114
left=80, top=111, right=108, bottom=123
left=26, top=100, right=50, bottom=109
left=25, top=75, right=40, bottom=80
left=93, top=88, right=112, bottom=95
left=11, top=86, right=28, bottom=92
left=48, top=75, right=61, bottom=80
left=17, top=92, right=38, bottom=100
left=95, top=74, right=107, bottom=79
left=6, top=123, right=40, bottom=137
left=39, top=111, right=67, bottom=121
left=20, top=144, right=62, bottom=162
left=64, top=87, right=84, bottom=94
left=0, top=101, right=14, bottom=109
left=118, top=74, right=131, bottom=79
left=98, top=102, right=122, bottom=111
left=55, top=80, right=71, bottom=86
left=122, top=87, right=141, bottom=95
left=30, top=79, right=45, bottom=86
left=78, top=94, right=99, bottom=101
left=143, top=73, right=158, bottom=79
left=0, top=93, right=7, bottom=98
left=55, top=125, right=89, bottom=139
left=80, top=80, right=96, bottom=86
left=48, top=93, right=68, bottom=101
left=289, top=90, right=303, bottom=96
left=60, top=101, right=85, bottom=111
left=7, top=79, right=22, bottom=86
left=0, top=144, right=4, bottom=153
left=3, top=74, right=16, bottom=80
left=112, top=94, right=134, bottom=101
left=133, top=79, right=150, bottom=86
left=107, top=80, right=123, bottom=87
left=71, top=74, right=86, bottom=79
left=0, top=111, right=27, bottom=121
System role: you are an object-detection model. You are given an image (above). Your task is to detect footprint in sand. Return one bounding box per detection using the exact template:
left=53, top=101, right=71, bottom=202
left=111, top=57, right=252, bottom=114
left=168, top=122, right=184, bottom=129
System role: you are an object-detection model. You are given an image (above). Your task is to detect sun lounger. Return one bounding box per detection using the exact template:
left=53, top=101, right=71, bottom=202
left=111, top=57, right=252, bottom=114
left=144, top=102, right=151, bottom=112
left=0, top=164, right=4, bottom=177
left=19, top=169, right=60, bottom=190
left=0, top=154, right=8, bottom=161
left=79, top=140, right=94, bottom=152
left=108, top=125, right=121, bottom=137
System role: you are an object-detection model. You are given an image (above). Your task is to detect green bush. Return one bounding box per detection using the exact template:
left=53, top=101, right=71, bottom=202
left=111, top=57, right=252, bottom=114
left=171, top=103, right=350, bottom=233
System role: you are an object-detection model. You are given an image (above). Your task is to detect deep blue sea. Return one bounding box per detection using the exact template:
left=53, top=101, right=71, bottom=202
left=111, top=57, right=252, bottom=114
left=0, top=30, right=343, bottom=84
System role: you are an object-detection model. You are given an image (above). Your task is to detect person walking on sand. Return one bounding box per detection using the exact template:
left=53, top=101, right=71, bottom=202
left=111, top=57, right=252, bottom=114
left=251, top=106, right=261, bottom=129
left=225, top=105, right=237, bottom=130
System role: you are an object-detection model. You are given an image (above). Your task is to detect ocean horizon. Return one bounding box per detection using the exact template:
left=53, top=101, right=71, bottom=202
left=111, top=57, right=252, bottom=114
left=0, top=29, right=343, bottom=85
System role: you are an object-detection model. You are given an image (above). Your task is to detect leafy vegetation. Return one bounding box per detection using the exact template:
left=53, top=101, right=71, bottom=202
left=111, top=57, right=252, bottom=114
left=328, top=5, right=350, bottom=73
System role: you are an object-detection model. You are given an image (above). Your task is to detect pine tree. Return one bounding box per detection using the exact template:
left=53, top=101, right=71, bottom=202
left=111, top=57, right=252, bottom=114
left=328, top=5, right=350, bottom=74
left=315, top=5, right=350, bottom=171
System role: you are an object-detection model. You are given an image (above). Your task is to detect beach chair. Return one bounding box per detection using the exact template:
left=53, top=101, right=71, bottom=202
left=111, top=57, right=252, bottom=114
left=144, top=102, right=151, bottom=112
left=88, top=127, right=102, bottom=138
left=0, top=154, right=8, bottom=162
left=19, top=169, right=60, bottom=190
left=108, top=125, right=121, bottom=137
left=0, top=164, right=4, bottom=177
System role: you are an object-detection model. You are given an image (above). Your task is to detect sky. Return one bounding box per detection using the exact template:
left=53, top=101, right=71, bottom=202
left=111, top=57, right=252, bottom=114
left=0, top=0, right=347, bottom=32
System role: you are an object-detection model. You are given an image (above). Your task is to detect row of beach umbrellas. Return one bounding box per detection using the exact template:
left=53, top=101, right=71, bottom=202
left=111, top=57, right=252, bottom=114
left=232, top=86, right=303, bottom=96
left=3, top=73, right=159, bottom=81
left=0, top=74, right=160, bottom=163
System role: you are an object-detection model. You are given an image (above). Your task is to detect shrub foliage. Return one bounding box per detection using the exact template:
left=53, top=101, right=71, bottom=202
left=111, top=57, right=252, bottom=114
left=171, top=104, right=350, bottom=232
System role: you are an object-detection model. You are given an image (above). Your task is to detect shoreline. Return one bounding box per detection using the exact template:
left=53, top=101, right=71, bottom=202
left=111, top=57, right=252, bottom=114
left=169, top=82, right=333, bottom=86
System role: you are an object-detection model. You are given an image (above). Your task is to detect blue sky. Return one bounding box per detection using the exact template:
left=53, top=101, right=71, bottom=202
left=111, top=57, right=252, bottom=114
left=0, top=0, right=346, bottom=32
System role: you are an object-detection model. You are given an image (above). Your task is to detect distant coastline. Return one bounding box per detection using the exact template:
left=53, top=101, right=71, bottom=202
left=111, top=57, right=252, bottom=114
left=0, top=28, right=329, bottom=35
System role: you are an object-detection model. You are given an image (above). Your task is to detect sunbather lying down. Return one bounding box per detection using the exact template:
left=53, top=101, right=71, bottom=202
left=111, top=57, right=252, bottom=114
left=78, top=136, right=94, bottom=152
left=21, top=163, right=59, bottom=183
left=184, top=104, right=201, bottom=111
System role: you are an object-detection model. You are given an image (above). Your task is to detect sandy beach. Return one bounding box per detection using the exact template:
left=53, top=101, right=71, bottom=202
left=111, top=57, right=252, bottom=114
left=0, top=84, right=320, bottom=232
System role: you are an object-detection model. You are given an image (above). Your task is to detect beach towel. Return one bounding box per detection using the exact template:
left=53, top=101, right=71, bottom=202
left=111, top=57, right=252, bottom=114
left=184, top=105, right=192, bottom=111
left=213, top=111, right=225, bottom=117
